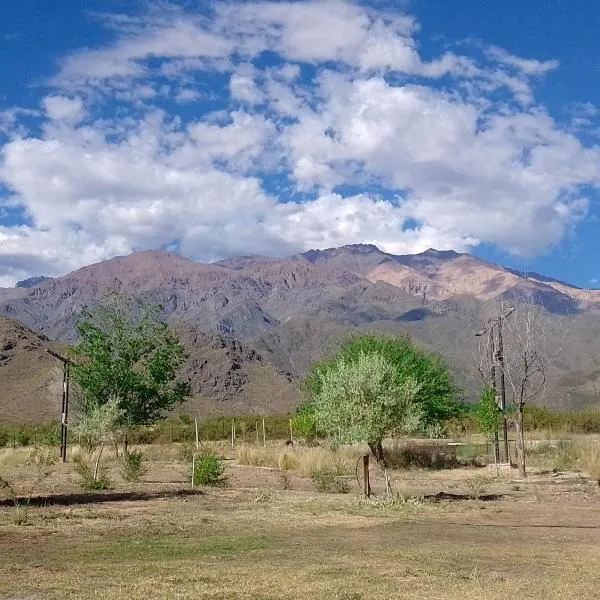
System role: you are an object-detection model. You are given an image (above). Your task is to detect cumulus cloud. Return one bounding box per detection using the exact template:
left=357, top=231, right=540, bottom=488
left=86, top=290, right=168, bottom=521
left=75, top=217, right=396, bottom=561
left=42, top=96, right=86, bottom=123
left=0, top=0, right=599, bottom=284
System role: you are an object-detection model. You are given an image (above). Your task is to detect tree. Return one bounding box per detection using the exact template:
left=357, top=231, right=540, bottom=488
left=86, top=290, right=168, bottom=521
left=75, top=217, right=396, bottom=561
left=71, top=396, right=123, bottom=486
left=501, top=299, right=565, bottom=478
left=306, top=334, right=461, bottom=432
left=474, top=386, right=502, bottom=465
left=70, top=294, right=190, bottom=433
left=311, top=351, right=423, bottom=494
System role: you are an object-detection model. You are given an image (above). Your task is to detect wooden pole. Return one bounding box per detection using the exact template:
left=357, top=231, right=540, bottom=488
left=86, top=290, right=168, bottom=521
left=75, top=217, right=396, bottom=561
left=60, top=362, right=68, bottom=462
left=255, top=421, right=259, bottom=444
left=231, top=419, right=235, bottom=448
left=262, top=418, right=266, bottom=447
left=289, top=418, right=293, bottom=445
left=195, top=418, right=199, bottom=450
left=496, top=319, right=510, bottom=464
left=362, top=454, right=371, bottom=498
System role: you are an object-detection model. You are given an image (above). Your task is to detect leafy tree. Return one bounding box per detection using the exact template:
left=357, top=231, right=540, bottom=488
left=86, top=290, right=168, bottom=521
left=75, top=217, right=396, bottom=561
left=474, top=386, right=501, bottom=461
left=291, top=402, right=318, bottom=442
left=311, top=351, right=423, bottom=493
left=71, top=295, right=190, bottom=430
left=71, top=396, right=123, bottom=488
left=306, top=334, right=460, bottom=431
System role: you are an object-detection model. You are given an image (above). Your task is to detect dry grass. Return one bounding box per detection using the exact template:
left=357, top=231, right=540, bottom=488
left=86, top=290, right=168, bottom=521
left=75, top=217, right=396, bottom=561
left=576, top=438, right=600, bottom=484
left=2, top=486, right=600, bottom=599
left=2, top=441, right=600, bottom=598
left=237, top=443, right=359, bottom=475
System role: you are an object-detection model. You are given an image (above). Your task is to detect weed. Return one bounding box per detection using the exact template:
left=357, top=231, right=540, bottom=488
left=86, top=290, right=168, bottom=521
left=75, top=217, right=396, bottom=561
left=467, top=474, right=494, bottom=499
left=279, top=471, right=292, bottom=490
left=120, top=450, right=149, bottom=483
left=310, top=470, right=351, bottom=493
left=253, top=489, right=274, bottom=503
left=359, top=492, right=425, bottom=510
left=277, top=450, right=298, bottom=471
left=73, top=454, right=112, bottom=490
left=0, top=446, right=55, bottom=525
left=191, top=451, right=227, bottom=487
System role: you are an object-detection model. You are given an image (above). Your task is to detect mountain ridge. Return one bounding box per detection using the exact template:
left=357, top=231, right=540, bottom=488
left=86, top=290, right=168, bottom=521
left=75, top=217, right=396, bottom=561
left=2, top=244, right=600, bottom=419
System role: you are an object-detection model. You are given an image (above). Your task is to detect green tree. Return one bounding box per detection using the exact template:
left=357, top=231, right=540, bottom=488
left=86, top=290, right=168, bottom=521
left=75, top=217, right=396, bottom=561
left=474, top=387, right=501, bottom=462
left=311, top=351, right=423, bottom=493
left=306, top=334, right=460, bottom=431
left=71, top=295, right=190, bottom=430
left=72, top=396, right=123, bottom=487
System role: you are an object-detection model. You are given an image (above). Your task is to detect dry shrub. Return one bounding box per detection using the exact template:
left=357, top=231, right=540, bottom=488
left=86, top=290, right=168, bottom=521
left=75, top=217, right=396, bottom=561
left=577, top=439, right=600, bottom=485
left=237, top=444, right=357, bottom=476
left=385, top=441, right=476, bottom=469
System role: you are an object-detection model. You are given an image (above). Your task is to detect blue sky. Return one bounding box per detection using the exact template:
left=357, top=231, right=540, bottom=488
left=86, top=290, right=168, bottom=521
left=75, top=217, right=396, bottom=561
left=1, top=0, right=599, bottom=287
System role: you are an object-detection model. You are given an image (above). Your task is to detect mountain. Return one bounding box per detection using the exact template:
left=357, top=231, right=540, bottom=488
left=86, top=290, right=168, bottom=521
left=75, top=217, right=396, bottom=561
left=2, top=244, right=600, bottom=420
left=0, top=316, right=63, bottom=423
left=15, top=276, right=53, bottom=289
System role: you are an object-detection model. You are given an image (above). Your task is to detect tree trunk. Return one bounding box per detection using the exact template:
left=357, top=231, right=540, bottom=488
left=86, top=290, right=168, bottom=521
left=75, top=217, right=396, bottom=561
left=368, top=441, right=392, bottom=496
left=123, top=433, right=129, bottom=456
left=516, top=404, right=527, bottom=478
left=93, top=443, right=105, bottom=482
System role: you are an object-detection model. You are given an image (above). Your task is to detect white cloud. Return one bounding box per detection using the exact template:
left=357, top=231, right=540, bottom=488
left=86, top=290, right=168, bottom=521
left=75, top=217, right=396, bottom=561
left=42, top=96, right=86, bottom=123
left=0, top=0, right=599, bottom=284
left=486, top=46, right=559, bottom=76
left=175, top=89, right=201, bottom=103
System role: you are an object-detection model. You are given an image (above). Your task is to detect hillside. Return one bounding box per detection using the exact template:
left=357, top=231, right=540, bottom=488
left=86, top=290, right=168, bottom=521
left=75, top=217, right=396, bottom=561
left=1, top=244, right=600, bottom=420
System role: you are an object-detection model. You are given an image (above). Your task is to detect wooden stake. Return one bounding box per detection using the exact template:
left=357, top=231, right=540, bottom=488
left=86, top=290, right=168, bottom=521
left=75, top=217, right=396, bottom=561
left=262, top=418, right=266, bottom=447
left=255, top=421, right=259, bottom=444
left=195, top=418, right=199, bottom=450
left=289, top=418, right=293, bottom=445
left=231, top=419, right=236, bottom=448
left=362, top=454, right=371, bottom=498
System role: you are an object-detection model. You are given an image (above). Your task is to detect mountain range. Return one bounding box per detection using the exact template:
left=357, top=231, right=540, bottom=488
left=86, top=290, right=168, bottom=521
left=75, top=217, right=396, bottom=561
left=1, top=244, right=600, bottom=423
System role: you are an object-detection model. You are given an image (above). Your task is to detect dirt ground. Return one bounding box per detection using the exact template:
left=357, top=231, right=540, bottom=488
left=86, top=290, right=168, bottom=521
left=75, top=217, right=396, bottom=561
left=1, top=445, right=600, bottom=600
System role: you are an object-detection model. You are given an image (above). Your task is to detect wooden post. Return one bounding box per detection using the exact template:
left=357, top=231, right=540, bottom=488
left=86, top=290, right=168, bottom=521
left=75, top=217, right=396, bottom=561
left=362, top=454, right=371, bottom=498
left=191, top=454, right=196, bottom=488
left=289, top=418, right=293, bottom=445
left=47, top=349, right=73, bottom=462
left=262, top=418, right=266, bottom=447
left=195, top=418, right=199, bottom=450
left=231, top=419, right=235, bottom=448
left=256, top=421, right=259, bottom=444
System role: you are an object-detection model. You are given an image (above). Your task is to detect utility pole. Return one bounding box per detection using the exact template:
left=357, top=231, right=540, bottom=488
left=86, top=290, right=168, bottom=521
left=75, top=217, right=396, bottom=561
left=488, top=325, right=500, bottom=463
left=495, top=310, right=512, bottom=464
left=47, top=349, right=74, bottom=462
left=475, top=307, right=514, bottom=464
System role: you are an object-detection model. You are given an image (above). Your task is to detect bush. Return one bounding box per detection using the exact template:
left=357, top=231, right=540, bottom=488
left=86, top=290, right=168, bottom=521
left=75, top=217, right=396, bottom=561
left=310, top=469, right=351, bottom=494
left=120, top=450, right=149, bottom=483
left=73, top=454, right=112, bottom=490
left=527, top=439, right=579, bottom=471
left=310, top=458, right=351, bottom=494
left=191, top=451, right=227, bottom=486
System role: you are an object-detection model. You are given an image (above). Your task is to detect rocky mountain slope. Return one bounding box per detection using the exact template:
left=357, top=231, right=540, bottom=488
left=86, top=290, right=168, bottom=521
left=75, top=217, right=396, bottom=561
left=1, top=244, right=600, bottom=420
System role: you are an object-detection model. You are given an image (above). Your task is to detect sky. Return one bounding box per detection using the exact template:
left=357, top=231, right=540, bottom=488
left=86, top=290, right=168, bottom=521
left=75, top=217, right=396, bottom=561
left=1, top=0, right=600, bottom=288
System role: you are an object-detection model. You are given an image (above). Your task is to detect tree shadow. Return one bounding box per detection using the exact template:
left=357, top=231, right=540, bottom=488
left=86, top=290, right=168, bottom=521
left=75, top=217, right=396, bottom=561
left=424, top=491, right=504, bottom=502
left=0, top=487, right=203, bottom=508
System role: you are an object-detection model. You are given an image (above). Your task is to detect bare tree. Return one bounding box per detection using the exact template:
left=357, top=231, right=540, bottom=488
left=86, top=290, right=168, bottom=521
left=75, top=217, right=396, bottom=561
left=501, top=297, right=565, bottom=478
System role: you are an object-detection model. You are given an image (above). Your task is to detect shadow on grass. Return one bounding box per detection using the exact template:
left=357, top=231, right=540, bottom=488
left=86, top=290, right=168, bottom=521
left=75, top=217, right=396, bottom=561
left=0, top=487, right=203, bottom=508
left=424, top=491, right=504, bottom=502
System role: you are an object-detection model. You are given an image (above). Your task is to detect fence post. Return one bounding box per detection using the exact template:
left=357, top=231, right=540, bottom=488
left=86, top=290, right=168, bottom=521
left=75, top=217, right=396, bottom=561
left=262, top=418, right=266, bottom=447
left=231, top=419, right=235, bottom=448
left=362, top=454, right=371, bottom=498
left=195, top=418, right=199, bottom=450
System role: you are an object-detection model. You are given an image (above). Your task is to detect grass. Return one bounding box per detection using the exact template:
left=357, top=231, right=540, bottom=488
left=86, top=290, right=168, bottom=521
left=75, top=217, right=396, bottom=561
left=3, top=439, right=600, bottom=598
left=2, top=487, right=600, bottom=599
left=237, top=443, right=357, bottom=475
